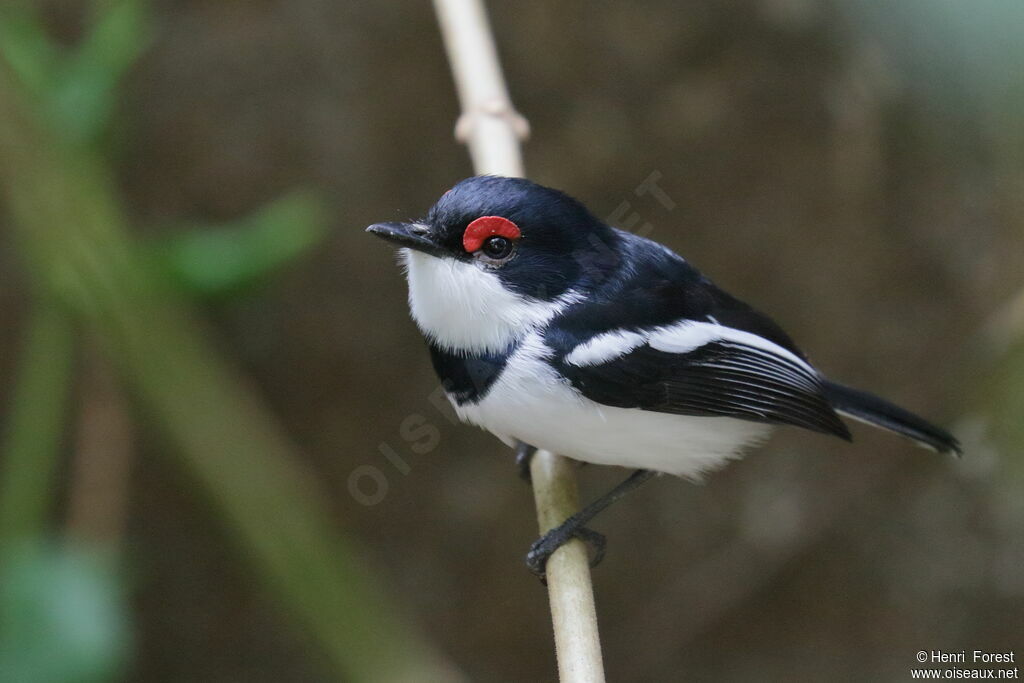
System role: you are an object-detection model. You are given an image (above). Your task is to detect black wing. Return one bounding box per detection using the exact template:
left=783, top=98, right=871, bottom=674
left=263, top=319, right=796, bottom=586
left=555, top=329, right=850, bottom=438
left=546, top=228, right=849, bottom=438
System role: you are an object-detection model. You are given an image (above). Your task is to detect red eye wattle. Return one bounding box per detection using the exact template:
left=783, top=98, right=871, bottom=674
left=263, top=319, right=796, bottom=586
left=463, top=216, right=521, bottom=253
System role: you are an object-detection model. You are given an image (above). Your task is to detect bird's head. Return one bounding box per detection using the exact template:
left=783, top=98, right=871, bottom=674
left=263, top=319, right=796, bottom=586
left=368, top=176, right=617, bottom=352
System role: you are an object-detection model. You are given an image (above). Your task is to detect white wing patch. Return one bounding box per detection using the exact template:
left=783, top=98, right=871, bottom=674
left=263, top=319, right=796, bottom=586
left=566, top=320, right=818, bottom=382
left=564, top=330, right=646, bottom=366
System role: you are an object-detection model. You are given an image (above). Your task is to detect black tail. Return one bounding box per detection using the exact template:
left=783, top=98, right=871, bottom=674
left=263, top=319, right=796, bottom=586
left=822, top=380, right=961, bottom=456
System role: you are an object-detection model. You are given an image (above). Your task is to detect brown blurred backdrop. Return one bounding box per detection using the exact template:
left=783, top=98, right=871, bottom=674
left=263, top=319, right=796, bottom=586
left=2, top=0, right=1022, bottom=681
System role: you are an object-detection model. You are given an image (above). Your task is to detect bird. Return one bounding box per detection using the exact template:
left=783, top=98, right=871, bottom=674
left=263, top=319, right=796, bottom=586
left=367, top=175, right=961, bottom=576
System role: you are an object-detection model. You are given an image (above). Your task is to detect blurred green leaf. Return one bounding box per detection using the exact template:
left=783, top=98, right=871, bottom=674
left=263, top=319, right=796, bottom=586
left=0, top=542, right=130, bottom=683
left=154, top=192, right=330, bottom=299
left=0, top=57, right=462, bottom=682
left=53, top=0, right=149, bottom=143
left=0, top=5, right=61, bottom=98
left=0, top=0, right=149, bottom=143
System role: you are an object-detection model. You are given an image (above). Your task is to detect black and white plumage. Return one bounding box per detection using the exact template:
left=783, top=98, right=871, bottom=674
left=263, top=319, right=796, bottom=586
left=368, top=176, right=960, bottom=480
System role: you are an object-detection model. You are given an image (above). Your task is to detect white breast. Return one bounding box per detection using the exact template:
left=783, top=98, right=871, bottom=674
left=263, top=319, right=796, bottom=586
left=405, top=252, right=773, bottom=477
left=404, top=250, right=580, bottom=353
left=453, top=333, right=772, bottom=479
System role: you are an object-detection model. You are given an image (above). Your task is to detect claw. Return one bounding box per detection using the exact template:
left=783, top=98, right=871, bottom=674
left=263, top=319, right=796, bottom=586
left=526, top=526, right=607, bottom=579
left=574, top=527, right=607, bottom=568
left=522, top=469, right=655, bottom=580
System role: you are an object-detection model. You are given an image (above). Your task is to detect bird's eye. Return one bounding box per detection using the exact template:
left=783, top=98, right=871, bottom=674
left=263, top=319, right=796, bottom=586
left=481, top=236, right=513, bottom=260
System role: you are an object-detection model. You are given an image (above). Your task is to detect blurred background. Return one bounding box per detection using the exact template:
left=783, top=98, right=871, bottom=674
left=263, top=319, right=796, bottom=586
left=1, top=0, right=1022, bottom=681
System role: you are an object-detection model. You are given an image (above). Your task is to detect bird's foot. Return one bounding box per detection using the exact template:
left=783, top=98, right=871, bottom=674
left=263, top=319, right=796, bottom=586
left=526, top=526, right=606, bottom=580
left=515, top=442, right=536, bottom=482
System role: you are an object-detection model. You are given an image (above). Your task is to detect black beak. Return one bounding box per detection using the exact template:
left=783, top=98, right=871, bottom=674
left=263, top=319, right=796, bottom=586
left=366, top=222, right=447, bottom=258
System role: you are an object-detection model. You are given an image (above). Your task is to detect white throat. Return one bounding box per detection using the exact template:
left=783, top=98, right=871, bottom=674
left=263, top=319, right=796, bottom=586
left=403, top=250, right=579, bottom=353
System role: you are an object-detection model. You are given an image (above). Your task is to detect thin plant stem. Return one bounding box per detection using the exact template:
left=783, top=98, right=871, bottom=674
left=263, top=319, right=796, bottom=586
left=0, top=302, right=75, bottom=545
left=432, top=1, right=606, bottom=680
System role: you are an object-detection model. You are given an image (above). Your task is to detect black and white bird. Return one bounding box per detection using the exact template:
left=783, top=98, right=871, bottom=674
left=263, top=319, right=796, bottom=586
left=368, top=175, right=960, bottom=574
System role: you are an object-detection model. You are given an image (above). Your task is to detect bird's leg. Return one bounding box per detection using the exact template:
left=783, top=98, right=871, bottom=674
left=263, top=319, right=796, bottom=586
left=516, top=443, right=604, bottom=577
left=526, top=468, right=657, bottom=578
left=514, top=442, right=537, bottom=482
